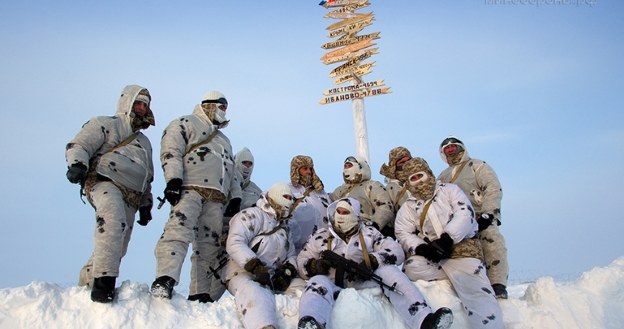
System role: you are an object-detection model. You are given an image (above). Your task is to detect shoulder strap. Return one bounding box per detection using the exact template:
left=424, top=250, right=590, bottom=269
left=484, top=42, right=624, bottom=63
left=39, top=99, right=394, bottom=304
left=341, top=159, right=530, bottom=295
left=358, top=231, right=372, bottom=269
left=257, top=221, right=288, bottom=238
left=394, top=184, right=409, bottom=210
left=111, top=132, right=139, bottom=152
left=450, top=161, right=469, bottom=184
left=187, top=129, right=220, bottom=155
left=419, top=198, right=434, bottom=230
left=290, top=187, right=313, bottom=212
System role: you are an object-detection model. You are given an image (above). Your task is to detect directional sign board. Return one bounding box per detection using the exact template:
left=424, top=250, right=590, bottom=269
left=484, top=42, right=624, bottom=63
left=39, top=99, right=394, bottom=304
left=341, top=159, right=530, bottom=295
left=319, top=0, right=390, bottom=105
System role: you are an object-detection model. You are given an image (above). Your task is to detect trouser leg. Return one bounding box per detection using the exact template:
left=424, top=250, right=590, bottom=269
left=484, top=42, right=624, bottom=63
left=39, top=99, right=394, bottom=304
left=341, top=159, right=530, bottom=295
left=480, top=225, right=509, bottom=286
left=153, top=191, right=203, bottom=283
left=299, top=275, right=338, bottom=329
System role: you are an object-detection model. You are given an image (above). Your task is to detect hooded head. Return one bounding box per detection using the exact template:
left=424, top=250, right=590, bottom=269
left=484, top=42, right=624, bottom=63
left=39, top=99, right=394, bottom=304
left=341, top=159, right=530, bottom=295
left=402, top=157, right=436, bottom=200
left=117, top=85, right=156, bottom=131
left=290, top=155, right=324, bottom=191
left=439, top=136, right=468, bottom=166
left=379, top=146, right=412, bottom=182
left=328, top=197, right=361, bottom=239
left=342, top=155, right=371, bottom=184
left=235, top=147, right=254, bottom=184
left=267, top=182, right=294, bottom=220
left=200, top=90, right=229, bottom=128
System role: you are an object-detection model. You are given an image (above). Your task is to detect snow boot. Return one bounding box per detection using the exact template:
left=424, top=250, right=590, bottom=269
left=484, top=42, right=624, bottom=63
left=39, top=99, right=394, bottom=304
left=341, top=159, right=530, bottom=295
left=151, top=275, right=176, bottom=299
left=420, top=307, right=453, bottom=329
left=492, top=283, right=508, bottom=299
left=91, top=276, right=116, bottom=303
left=298, top=315, right=325, bottom=329
left=188, top=293, right=214, bottom=303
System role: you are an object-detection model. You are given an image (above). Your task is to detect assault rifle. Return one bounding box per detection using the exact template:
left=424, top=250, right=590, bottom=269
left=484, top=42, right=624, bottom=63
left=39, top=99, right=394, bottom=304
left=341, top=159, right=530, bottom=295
left=320, top=250, right=403, bottom=295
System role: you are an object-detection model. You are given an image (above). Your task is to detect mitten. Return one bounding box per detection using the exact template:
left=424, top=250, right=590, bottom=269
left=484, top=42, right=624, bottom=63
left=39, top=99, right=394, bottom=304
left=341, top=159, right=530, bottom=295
left=137, top=206, right=152, bottom=226
left=304, top=258, right=332, bottom=276
left=429, top=233, right=454, bottom=260
left=163, top=178, right=183, bottom=206
left=244, top=258, right=270, bottom=286
left=415, top=243, right=444, bottom=263
left=66, top=163, right=87, bottom=184
left=477, top=213, right=494, bottom=232
left=224, top=198, right=241, bottom=217
left=271, top=262, right=297, bottom=292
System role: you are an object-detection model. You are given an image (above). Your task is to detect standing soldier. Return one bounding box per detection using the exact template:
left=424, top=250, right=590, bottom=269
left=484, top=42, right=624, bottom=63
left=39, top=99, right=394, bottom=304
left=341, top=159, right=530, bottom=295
left=150, top=90, right=242, bottom=303
left=437, top=136, right=509, bottom=299
left=65, top=84, right=156, bottom=303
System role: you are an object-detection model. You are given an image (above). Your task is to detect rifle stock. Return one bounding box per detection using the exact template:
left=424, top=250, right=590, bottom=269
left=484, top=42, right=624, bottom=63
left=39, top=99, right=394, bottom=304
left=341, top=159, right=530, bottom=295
left=321, top=250, right=403, bottom=295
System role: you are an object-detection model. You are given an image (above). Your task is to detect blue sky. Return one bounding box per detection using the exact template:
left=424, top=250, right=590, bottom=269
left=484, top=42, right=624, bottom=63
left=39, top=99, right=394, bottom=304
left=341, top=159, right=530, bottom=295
left=0, top=0, right=622, bottom=288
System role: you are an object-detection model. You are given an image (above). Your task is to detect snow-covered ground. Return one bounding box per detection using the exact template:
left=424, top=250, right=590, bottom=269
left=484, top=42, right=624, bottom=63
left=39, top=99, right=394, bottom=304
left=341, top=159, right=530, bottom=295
left=1, top=257, right=622, bottom=329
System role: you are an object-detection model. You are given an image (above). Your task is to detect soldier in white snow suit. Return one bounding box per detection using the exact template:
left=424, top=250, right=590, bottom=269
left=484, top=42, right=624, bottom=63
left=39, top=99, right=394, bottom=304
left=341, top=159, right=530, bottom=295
left=296, top=197, right=454, bottom=329
left=379, top=146, right=413, bottom=238
left=288, top=155, right=331, bottom=253
left=150, top=90, right=242, bottom=303
left=234, top=147, right=263, bottom=210
left=224, top=183, right=302, bottom=329
left=330, top=155, right=394, bottom=235
left=395, top=157, right=504, bottom=329
left=437, top=136, right=509, bottom=299
left=65, top=84, right=155, bottom=303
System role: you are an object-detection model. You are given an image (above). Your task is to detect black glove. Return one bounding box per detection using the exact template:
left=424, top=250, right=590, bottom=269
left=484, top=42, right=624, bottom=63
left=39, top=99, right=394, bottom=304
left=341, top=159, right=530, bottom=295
left=223, top=198, right=241, bottom=217
left=244, top=258, right=271, bottom=287
left=271, top=262, right=297, bottom=292
left=137, top=206, right=152, bottom=226
left=477, top=213, right=494, bottom=232
left=304, top=258, right=332, bottom=276
left=415, top=243, right=444, bottom=263
left=429, top=233, right=454, bottom=260
left=66, top=163, right=87, bottom=184
left=163, top=178, right=183, bottom=206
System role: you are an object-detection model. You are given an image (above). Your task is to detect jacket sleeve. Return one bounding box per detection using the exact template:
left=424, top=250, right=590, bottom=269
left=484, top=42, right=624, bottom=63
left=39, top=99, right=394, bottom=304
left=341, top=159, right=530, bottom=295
left=228, top=168, right=243, bottom=200
left=159, top=118, right=189, bottom=183
left=65, top=117, right=107, bottom=169
left=441, top=184, right=477, bottom=242
left=369, top=227, right=405, bottom=265
left=473, top=161, right=503, bottom=219
left=394, top=203, right=427, bottom=256
left=225, top=210, right=260, bottom=268
left=296, top=229, right=327, bottom=279
left=368, top=181, right=395, bottom=229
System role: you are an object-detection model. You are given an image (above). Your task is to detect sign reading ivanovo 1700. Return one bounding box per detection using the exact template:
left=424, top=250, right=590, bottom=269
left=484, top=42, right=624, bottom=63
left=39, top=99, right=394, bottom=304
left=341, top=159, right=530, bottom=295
left=319, top=0, right=391, bottom=105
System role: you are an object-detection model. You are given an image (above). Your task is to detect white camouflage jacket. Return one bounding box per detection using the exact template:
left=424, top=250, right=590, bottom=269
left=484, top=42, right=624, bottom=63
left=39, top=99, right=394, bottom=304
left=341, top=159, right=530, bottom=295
left=160, top=104, right=241, bottom=200
left=394, top=182, right=477, bottom=257
left=65, top=85, right=154, bottom=205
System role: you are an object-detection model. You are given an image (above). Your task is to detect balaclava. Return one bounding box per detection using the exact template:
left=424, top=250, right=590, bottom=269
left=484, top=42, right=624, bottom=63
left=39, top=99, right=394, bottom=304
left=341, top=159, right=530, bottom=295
left=439, top=136, right=466, bottom=166
left=330, top=197, right=361, bottom=240
left=201, top=90, right=229, bottom=128
left=342, top=155, right=371, bottom=184
left=267, top=182, right=294, bottom=220
left=290, top=155, right=324, bottom=192
left=379, top=146, right=412, bottom=182
left=235, top=147, right=254, bottom=185
left=402, top=157, right=436, bottom=200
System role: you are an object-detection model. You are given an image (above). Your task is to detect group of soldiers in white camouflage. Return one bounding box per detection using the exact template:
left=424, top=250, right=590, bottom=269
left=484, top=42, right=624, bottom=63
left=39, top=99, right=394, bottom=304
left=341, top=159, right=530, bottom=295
left=65, top=85, right=508, bottom=329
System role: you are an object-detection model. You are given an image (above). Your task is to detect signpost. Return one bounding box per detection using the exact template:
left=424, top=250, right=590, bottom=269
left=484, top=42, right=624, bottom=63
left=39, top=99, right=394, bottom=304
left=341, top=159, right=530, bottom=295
left=319, top=0, right=391, bottom=163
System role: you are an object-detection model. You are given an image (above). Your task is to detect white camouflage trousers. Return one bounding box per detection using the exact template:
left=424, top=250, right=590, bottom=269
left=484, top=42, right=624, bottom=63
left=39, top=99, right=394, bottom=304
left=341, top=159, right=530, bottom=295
left=403, top=256, right=504, bottom=329
left=78, top=181, right=136, bottom=286
left=153, top=190, right=224, bottom=299
left=480, top=224, right=509, bottom=287
left=299, top=265, right=432, bottom=329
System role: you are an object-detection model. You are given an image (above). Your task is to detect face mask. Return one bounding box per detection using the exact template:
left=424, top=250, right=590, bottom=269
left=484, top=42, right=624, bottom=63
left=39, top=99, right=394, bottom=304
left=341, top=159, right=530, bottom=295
left=408, top=171, right=435, bottom=200
left=334, top=212, right=359, bottom=234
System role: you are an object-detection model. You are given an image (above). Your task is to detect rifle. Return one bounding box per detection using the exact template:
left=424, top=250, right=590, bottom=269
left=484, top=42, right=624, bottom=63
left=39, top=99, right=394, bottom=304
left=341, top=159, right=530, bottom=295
left=207, top=254, right=229, bottom=280
left=321, top=250, right=403, bottom=295
left=156, top=196, right=167, bottom=210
